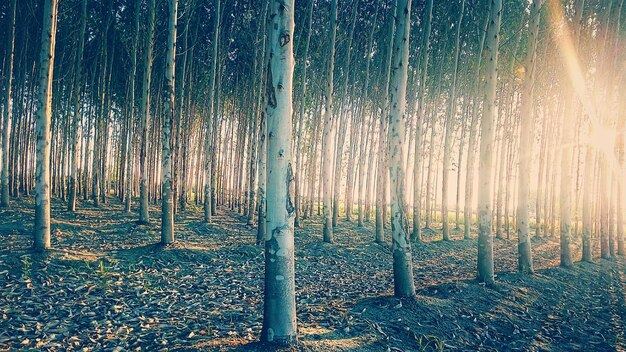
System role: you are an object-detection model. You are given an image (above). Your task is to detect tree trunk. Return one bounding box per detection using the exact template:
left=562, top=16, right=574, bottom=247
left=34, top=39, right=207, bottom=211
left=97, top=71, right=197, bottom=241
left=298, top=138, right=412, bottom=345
left=261, top=0, right=297, bottom=344
left=376, top=0, right=397, bottom=244
left=441, top=0, right=464, bottom=241
left=321, top=0, right=338, bottom=243
left=161, top=0, right=178, bottom=245
left=1, top=0, right=17, bottom=208
left=293, top=0, right=314, bottom=228
left=34, top=0, right=59, bottom=251
left=477, top=0, right=502, bottom=285
left=139, top=0, right=156, bottom=224
left=204, top=0, right=220, bottom=223
left=516, top=0, right=542, bottom=274
left=412, top=0, right=433, bottom=241
left=388, top=0, right=415, bottom=298
left=124, top=0, right=141, bottom=213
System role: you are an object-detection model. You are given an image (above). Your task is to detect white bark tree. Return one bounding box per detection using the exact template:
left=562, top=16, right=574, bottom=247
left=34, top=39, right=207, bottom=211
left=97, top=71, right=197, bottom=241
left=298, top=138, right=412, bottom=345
left=441, top=0, right=465, bottom=241
left=261, top=0, right=297, bottom=344
left=477, top=0, right=502, bottom=285
left=204, top=0, right=220, bottom=223
left=161, top=0, right=178, bottom=245
left=34, top=0, right=59, bottom=251
left=388, top=0, right=415, bottom=298
left=516, top=0, right=543, bottom=274
left=321, top=0, right=338, bottom=243
left=139, top=0, right=156, bottom=224
left=0, top=0, right=16, bottom=208
left=412, top=0, right=433, bottom=241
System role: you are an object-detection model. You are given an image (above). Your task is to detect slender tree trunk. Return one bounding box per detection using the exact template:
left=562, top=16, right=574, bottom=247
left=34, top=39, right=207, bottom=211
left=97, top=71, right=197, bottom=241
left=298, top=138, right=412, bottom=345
left=161, top=0, right=178, bottom=245
left=600, top=154, right=610, bottom=259
left=256, top=25, right=270, bottom=245
left=34, top=0, right=59, bottom=251
left=139, top=0, right=156, bottom=224
left=294, top=0, right=314, bottom=228
left=204, top=0, right=220, bottom=223
left=321, top=0, right=338, bottom=243
left=464, top=19, right=488, bottom=240
left=477, top=0, right=502, bottom=285
left=535, top=108, right=548, bottom=238
left=1, top=0, right=17, bottom=208
left=412, top=0, right=433, bottom=241
left=261, top=0, right=297, bottom=344
left=124, top=0, right=141, bottom=213
left=455, top=110, right=467, bottom=231
left=442, top=0, right=464, bottom=241
left=376, top=0, right=398, bottom=244
left=388, top=0, right=415, bottom=298
left=617, top=119, right=625, bottom=255
left=516, top=0, right=542, bottom=273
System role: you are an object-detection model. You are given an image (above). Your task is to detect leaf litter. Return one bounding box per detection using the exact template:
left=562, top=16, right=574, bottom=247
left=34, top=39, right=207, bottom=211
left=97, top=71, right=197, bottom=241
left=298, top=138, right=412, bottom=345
left=0, top=199, right=625, bottom=351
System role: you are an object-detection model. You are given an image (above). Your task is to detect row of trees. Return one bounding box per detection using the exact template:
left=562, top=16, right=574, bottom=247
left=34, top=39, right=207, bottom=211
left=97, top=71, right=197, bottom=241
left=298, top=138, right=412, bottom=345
left=1, top=0, right=626, bottom=345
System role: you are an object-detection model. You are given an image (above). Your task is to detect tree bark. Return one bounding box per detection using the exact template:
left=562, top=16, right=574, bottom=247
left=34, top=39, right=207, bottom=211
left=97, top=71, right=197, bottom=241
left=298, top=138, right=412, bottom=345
left=516, top=0, right=542, bottom=273
left=139, top=0, right=156, bottom=224
left=204, top=0, right=221, bottom=223
left=161, top=0, right=178, bottom=245
left=294, top=0, right=314, bottom=228
left=477, top=0, right=502, bottom=285
left=34, top=0, right=59, bottom=251
left=441, top=0, right=464, bottom=241
left=261, top=0, right=297, bottom=344
left=322, top=0, right=338, bottom=243
left=412, top=0, right=433, bottom=241
left=388, top=0, right=415, bottom=298
left=1, top=0, right=17, bottom=208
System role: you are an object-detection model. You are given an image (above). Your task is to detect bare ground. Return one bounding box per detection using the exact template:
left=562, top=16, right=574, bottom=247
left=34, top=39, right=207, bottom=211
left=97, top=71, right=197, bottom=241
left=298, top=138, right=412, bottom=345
left=1, top=198, right=625, bottom=351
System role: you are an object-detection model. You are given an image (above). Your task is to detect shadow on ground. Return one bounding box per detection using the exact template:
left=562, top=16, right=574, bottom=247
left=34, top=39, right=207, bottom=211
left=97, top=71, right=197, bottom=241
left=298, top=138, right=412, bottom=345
left=0, top=198, right=625, bottom=351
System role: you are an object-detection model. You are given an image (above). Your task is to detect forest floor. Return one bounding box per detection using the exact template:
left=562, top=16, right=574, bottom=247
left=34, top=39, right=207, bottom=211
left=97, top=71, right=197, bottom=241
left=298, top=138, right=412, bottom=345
left=1, top=198, right=626, bottom=352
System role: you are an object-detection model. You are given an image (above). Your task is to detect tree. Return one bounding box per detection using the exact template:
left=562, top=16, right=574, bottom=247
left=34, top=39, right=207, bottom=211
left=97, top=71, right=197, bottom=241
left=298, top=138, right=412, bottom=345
left=261, top=0, right=297, bottom=344
left=322, top=0, right=338, bottom=243
left=293, top=0, right=314, bottom=228
left=161, top=0, right=178, bottom=245
left=34, top=0, right=59, bottom=251
left=476, top=0, right=502, bottom=285
left=516, top=0, right=543, bottom=274
left=204, top=0, right=220, bottom=224
left=412, top=0, right=433, bottom=242
left=139, top=0, right=156, bottom=224
left=0, top=0, right=16, bottom=208
left=441, top=0, right=465, bottom=241
left=388, top=0, right=415, bottom=298
left=123, top=0, right=141, bottom=214
left=556, top=0, right=586, bottom=268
